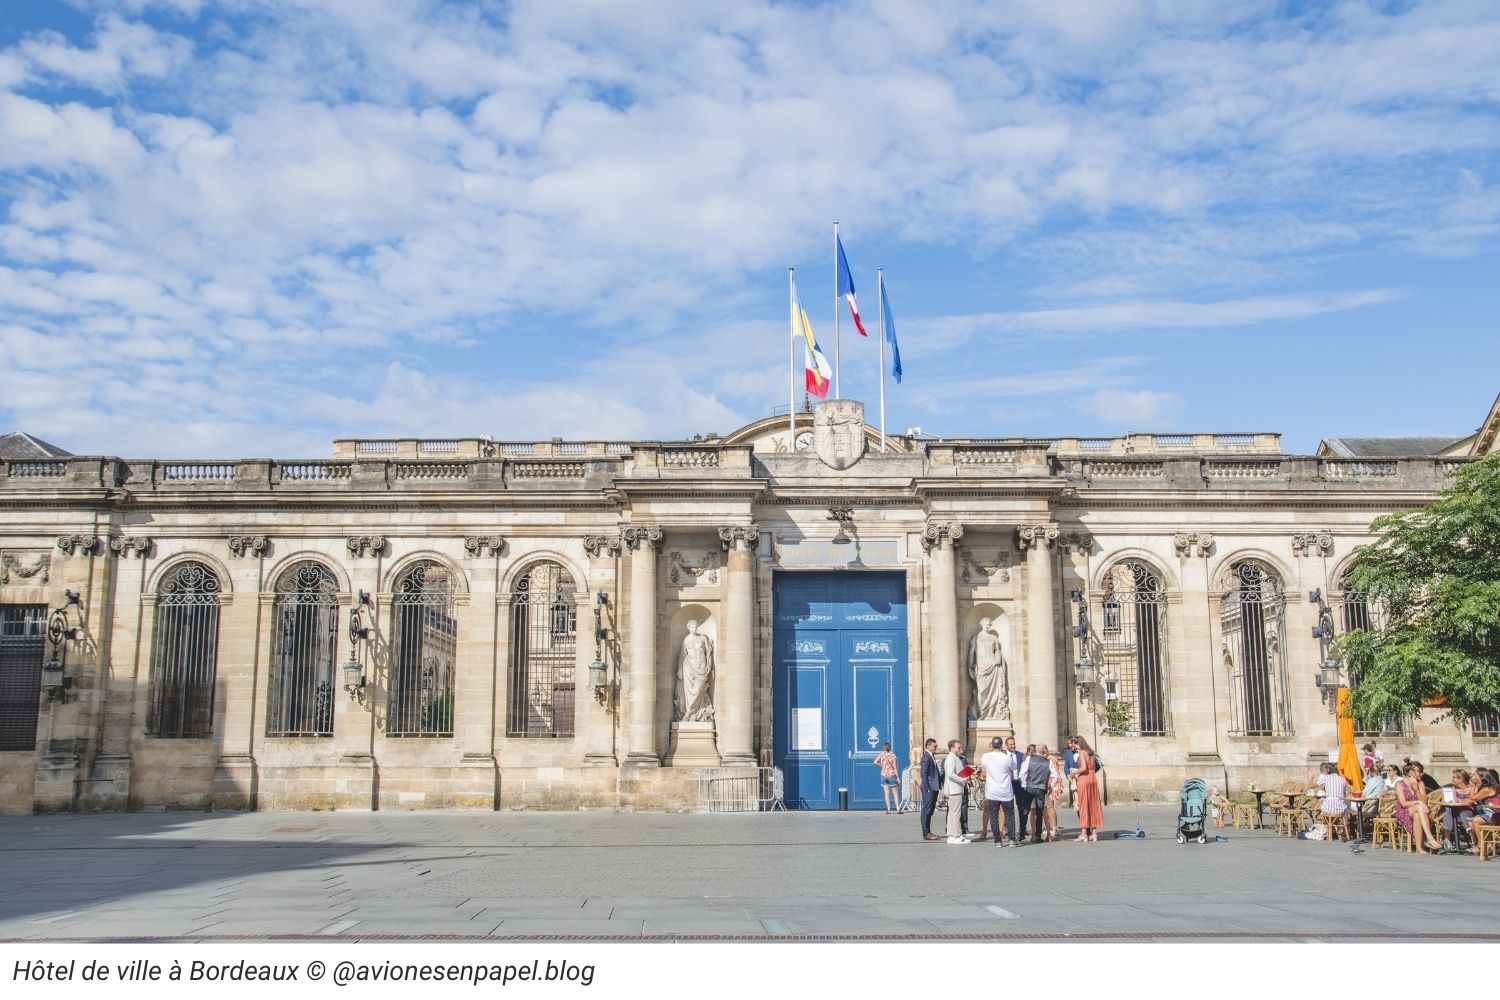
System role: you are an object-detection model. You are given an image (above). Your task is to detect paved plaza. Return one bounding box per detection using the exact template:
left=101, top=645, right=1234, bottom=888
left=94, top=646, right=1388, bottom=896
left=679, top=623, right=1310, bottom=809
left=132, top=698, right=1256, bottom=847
left=1, top=806, right=1496, bottom=942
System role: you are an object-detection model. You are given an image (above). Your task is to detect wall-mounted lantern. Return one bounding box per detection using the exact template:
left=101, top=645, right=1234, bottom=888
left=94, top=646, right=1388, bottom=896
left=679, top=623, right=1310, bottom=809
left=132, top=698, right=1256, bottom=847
left=590, top=592, right=611, bottom=704
left=343, top=591, right=371, bottom=702
left=43, top=590, right=81, bottom=702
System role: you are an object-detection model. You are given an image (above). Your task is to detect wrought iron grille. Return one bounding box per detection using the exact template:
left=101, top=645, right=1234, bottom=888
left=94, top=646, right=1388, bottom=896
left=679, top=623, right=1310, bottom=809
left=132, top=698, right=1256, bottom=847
left=147, top=562, right=221, bottom=738
left=1340, top=586, right=1406, bottom=736
left=507, top=562, right=576, bottom=737
left=1220, top=561, right=1292, bottom=736
left=389, top=562, right=456, bottom=737
left=1097, top=562, right=1170, bottom=735
left=266, top=562, right=338, bottom=737
left=1473, top=710, right=1500, bottom=737
left=0, top=605, right=46, bottom=751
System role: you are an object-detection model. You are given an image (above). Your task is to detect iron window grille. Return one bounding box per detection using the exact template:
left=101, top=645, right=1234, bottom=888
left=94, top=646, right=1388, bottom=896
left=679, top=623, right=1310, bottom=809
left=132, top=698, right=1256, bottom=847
left=388, top=562, right=456, bottom=737
left=0, top=605, right=47, bottom=751
left=1096, top=561, right=1170, bottom=735
left=1338, top=582, right=1407, bottom=737
left=266, top=562, right=338, bottom=737
left=1472, top=710, right=1500, bottom=738
left=507, top=561, right=576, bottom=738
left=147, top=562, right=221, bottom=738
left=1221, top=561, right=1293, bottom=736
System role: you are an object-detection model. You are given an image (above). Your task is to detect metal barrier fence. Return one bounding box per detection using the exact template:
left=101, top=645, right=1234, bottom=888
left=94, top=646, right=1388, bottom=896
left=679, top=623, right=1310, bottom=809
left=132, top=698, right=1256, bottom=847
left=696, top=767, right=786, bottom=812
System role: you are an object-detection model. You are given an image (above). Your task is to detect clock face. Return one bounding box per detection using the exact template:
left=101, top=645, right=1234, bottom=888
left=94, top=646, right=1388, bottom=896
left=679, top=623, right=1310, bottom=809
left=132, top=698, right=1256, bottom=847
left=795, top=431, right=814, bottom=451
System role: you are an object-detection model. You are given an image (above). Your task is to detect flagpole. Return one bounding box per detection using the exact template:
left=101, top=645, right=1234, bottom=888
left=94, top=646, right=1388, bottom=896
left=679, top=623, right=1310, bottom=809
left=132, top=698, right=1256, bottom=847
left=877, top=268, right=886, bottom=453
left=833, top=221, right=841, bottom=400
left=788, top=268, right=796, bottom=447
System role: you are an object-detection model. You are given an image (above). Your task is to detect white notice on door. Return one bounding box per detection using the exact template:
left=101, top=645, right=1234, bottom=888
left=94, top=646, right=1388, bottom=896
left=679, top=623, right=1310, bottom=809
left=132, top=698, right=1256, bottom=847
left=791, top=708, right=822, bottom=751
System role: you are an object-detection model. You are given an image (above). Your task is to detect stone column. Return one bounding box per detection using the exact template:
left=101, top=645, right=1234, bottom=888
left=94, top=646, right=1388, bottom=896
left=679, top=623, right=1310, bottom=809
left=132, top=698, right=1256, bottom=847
left=717, top=526, right=759, bottom=765
left=922, top=522, right=964, bottom=744
left=1018, top=522, right=1061, bottom=748
left=1173, top=532, right=1220, bottom=760
left=622, top=524, right=663, bottom=765
left=582, top=534, right=623, bottom=766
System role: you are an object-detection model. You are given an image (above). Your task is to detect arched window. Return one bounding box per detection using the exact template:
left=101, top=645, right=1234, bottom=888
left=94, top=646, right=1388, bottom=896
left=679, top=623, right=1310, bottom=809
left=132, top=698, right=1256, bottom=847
left=1098, top=562, right=1170, bottom=735
left=267, top=562, right=338, bottom=737
left=1339, top=571, right=1406, bottom=736
left=147, top=562, right=222, bottom=738
left=389, top=562, right=456, bottom=737
left=507, top=561, right=576, bottom=737
left=1220, top=560, right=1291, bottom=735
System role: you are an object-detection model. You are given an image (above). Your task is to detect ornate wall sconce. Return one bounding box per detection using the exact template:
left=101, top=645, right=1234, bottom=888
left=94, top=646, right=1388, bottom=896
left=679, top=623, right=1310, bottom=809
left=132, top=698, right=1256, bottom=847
left=589, top=592, right=612, bottom=705
left=43, top=589, right=81, bottom=701
left=1070, top=589, right=1095, bottom=699
left=827, top=507, right=854, bottom=545
left=1309, top=588, right=1341, bottom=708
left=343, top=591, right=371, bottom=702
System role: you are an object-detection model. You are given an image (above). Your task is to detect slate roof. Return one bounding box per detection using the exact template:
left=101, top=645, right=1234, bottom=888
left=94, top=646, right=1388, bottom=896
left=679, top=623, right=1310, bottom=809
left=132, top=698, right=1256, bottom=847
left=0, top=431, right=73, bottom=459
left=1317, top=436, right=1463, bottom=458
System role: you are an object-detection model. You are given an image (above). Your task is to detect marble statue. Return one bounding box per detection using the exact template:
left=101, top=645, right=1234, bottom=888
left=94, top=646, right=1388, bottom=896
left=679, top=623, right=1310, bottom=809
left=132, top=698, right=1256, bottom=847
left=675, top=620, right=715, bottom=723
left=968, top=618, right=1008, bottom=719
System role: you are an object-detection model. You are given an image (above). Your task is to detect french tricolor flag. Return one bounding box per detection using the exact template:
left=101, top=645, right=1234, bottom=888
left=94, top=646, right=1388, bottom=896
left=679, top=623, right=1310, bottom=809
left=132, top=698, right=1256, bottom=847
left=836, top=235, right=867, bottom=336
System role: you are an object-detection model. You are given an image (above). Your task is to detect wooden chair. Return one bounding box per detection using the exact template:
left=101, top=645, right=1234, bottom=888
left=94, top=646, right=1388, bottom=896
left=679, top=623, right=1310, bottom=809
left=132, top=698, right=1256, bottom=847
left=1231, top=799, right=1259, bottom=829
left=1476, top=823, right=1500, bottom=861
left=1323, top=810, right=1352, bottom=841
left=1371, top=792, right=1412, bottom=852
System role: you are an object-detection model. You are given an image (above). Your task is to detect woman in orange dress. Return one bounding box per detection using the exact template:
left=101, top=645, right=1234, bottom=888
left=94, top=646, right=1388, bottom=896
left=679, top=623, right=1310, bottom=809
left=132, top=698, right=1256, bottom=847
left=1072, top=737, right=1104, bottom=842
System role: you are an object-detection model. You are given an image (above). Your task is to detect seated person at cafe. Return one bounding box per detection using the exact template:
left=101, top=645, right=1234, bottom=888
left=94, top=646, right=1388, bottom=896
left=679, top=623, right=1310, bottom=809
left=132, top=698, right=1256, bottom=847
left=1442, top=769, right=1475, bottom=839
left=1465, top=767, right=1500, bottom=853
left=1311, top=762, right=1350, bottom=819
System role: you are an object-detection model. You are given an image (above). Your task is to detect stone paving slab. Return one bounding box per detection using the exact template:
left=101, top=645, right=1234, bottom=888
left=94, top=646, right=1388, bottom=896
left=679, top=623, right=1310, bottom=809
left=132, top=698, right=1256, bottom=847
left=3, top=806, right=1499, bottom=941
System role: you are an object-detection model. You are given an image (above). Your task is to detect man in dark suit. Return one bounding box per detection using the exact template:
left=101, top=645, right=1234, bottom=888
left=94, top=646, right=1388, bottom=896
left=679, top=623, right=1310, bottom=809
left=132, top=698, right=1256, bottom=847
left=1007, top=737, right=1032, bottom=841
left=919, top=738, right=942, bottom=841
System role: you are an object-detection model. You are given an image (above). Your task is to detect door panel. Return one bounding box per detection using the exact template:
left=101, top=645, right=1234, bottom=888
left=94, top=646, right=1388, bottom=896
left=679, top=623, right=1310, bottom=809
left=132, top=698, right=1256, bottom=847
left=773, top=573, right=907, bottom=810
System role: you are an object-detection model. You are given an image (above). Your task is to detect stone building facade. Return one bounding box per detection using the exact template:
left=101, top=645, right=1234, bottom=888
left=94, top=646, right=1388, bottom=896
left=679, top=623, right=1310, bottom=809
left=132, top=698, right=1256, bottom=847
left=1, top=396, right=1496, bottom=814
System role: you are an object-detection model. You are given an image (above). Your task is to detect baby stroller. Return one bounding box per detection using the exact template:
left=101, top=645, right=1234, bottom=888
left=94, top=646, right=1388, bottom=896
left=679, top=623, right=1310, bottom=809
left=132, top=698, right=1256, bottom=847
left=1176, top=778, right=1209, bottom=844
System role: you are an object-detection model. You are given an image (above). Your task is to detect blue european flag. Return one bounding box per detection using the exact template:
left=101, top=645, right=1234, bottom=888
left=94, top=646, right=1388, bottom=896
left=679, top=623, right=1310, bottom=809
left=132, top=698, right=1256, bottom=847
left=881, top=282, right=902, bottom=384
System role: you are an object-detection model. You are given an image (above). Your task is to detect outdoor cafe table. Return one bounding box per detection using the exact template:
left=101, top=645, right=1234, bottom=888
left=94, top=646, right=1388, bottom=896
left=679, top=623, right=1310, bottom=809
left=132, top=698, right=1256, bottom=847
left=1346, top=794, right=1371, bottom=842
left=1440, top=800, right=1473, bottom=854
left=1247, top=788, right=1270, bottom=828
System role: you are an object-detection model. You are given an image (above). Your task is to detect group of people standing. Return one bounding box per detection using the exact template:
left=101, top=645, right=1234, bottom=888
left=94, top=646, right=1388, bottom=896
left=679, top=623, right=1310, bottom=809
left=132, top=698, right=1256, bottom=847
left=899, top=734, right=1105, bottom=845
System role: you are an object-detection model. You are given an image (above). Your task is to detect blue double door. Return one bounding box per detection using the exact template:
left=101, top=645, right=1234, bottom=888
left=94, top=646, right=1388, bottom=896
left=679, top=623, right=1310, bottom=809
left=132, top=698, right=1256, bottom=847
left=772, top=572, right=909, bottom=810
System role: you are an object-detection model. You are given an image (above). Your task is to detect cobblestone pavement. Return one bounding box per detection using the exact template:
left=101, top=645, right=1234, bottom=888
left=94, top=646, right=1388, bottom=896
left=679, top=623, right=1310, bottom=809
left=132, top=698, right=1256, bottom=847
left=1, top=807, right=1496, bottom=941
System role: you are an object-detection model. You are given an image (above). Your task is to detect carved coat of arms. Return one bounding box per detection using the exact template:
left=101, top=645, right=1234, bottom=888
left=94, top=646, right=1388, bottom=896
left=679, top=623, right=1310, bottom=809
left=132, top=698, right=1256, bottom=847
left=813, top=399, right=866, bottom=470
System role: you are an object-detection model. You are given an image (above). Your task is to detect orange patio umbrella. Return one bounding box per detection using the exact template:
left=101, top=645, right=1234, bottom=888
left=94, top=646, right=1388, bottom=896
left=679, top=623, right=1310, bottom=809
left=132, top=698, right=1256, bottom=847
left=1335, top=687, right=1364, bottom=795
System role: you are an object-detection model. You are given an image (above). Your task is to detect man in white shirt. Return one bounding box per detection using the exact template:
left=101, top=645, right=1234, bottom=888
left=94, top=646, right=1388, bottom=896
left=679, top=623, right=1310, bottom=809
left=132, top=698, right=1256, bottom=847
left=981, top=736, right=1019, bottom=848
left=943, top=740, right=971, bottom=844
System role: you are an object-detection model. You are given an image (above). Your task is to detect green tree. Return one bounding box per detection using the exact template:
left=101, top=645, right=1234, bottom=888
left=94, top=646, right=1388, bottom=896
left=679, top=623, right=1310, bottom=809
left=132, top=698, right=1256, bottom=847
left=1337, top=453, right=1500, bottom=729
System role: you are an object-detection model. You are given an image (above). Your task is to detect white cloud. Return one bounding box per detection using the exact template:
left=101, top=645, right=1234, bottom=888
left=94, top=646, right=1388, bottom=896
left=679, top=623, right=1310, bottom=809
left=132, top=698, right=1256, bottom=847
left=1082, top=388, right=1183, bottom=429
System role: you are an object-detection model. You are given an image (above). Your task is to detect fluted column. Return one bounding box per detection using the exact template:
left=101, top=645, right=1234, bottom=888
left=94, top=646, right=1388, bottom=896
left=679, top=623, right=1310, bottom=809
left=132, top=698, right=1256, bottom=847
left=717, top=526, right=759, bottom=765
left=623, top=524, right=663, bottom=765
left=922, top=521, right=964, bottom=743
left=1019, top=522, right=1061, bottom=748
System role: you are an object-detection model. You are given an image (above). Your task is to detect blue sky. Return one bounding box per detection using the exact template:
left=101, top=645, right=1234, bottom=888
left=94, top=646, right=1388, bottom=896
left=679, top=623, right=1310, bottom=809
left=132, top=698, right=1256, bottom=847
left=1, top=0, right=1497, bottom=457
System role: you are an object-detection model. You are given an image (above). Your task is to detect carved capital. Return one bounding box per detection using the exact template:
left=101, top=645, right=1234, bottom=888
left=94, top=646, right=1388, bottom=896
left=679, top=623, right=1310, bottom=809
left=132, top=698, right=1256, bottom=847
left=1291, top=531, right=1334, bottom=558
left=0, top=552, right=50, bottom=585
left=1173, top=532, right=1215, bottom=558
left=717, top=525, right=760, bottom=552
left=55, top=534, right=101, bottom=556
left=621, top=524, right=663, bottom=551
left=583, top=534, right=623, bottom=558
left=920, top=521, right=964, bottom=552
left=1015, top=522, right=1060, bottom=551
left=346, top=535, right=388, bottom=557
left=1059, top=531, right=1094, bottom=555
left=109, top=535, right=152, bottom=559
left=463, top=534, right=503, bottom=558
left=227, top=534, right=270, bottom=558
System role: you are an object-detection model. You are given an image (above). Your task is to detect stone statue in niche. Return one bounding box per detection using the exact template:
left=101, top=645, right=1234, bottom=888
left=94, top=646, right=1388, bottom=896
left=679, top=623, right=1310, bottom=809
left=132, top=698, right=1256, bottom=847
left=968, top=618, right=1009, bottom=720
left=675, top=620, right=716, bottom=723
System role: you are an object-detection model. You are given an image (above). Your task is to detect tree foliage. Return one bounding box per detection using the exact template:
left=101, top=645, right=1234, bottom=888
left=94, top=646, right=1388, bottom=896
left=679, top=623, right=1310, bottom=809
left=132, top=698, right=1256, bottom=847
left=1337, top=453, right=1500, bottom=729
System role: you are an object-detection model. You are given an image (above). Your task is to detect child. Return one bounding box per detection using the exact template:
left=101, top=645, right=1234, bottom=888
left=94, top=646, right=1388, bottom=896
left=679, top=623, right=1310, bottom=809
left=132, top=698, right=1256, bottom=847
left=1209, top=785, right=1232, bottom=828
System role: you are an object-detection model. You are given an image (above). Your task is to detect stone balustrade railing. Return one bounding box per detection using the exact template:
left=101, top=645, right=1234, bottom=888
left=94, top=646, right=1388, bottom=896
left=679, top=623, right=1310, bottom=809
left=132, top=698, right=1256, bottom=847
left=0, top=453, right=1474, bottom=494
